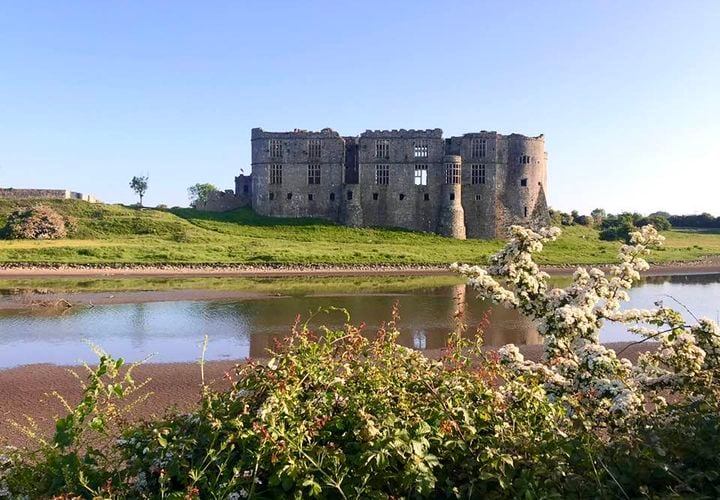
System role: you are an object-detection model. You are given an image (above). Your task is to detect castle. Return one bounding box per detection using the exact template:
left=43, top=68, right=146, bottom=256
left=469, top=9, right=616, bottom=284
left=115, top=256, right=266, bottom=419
left=202, top=127, right=549, bottom=239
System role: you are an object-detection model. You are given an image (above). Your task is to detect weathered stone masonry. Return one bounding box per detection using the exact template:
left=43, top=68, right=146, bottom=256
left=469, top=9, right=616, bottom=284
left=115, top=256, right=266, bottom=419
left=202, top=127, right=549, bottom=239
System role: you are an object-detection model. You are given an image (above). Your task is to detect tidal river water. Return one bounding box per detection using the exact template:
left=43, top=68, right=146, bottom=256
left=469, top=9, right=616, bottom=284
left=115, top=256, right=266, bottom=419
left=0, top=274, right=718, bottom=368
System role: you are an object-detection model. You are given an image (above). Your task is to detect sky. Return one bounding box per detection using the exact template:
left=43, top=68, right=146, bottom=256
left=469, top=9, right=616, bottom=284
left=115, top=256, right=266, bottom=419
left=0, top=1, right=719, bottom=214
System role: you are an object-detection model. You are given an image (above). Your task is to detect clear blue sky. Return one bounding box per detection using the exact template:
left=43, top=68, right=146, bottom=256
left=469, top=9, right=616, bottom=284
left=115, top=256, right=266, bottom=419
left=1, top=1, right=718, bottom=214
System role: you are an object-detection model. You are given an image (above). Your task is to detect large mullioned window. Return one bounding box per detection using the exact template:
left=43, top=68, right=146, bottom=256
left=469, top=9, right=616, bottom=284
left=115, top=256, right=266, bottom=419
left=376, top=164, right=389, bottom=185
left=375, top=139, right=390, bottom=159
left=445, top=163, right=460, bottom=184
left=269, top=139, right=283, bottom=159
left=270, top=164, right=282, bottom=185
left=308, top=139, right=321, bottom=159
left=308, top=164, right=321, bottom=185
left=471, top=138, right=486, bottom=159
left=414, top=164, right=428, bottom=185
left=471, top=164, right=486, bottom=185
left=413, top=140, right=428, bottom=158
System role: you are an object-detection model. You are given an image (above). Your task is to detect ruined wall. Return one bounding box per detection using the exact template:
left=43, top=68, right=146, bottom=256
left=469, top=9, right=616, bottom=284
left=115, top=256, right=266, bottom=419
left=0, top=188, right=97, bottom=203
left=356, top=129, right=444, bottom=233
left=251, top=128, right=344, bottom=221
left=197, top=190, right=249, bottom=211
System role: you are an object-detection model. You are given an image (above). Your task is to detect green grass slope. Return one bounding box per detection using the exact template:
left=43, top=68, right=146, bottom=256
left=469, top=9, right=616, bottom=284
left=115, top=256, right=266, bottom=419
left=0, top=200, right=718, bottom=266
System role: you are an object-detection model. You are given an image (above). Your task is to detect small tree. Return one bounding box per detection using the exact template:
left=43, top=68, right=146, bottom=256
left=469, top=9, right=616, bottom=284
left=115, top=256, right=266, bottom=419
left=590, top=208, right=606, bottom=224
left=129, top=175, right=149, bottom=206
left=187, top=183, right=218, bottom=208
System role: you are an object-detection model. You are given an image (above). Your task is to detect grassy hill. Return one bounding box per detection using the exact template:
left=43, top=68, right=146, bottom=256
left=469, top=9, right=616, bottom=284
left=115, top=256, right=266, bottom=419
left=0, top=199, right=718, bottom=266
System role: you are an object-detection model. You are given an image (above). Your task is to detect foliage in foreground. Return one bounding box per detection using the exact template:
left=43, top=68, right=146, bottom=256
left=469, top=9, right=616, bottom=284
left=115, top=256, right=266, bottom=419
left=2, top=226, right=720, bottom=498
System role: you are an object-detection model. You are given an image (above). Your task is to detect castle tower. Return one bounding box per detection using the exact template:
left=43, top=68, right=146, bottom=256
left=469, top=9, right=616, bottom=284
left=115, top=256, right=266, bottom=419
left=438, top=155, right=466, bottom=239
left=498, top=135, right=549, bottom=230
left=340, top=188, right=363, bottom=227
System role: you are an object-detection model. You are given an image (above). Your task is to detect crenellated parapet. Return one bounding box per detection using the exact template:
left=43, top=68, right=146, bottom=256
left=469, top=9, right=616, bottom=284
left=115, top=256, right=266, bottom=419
left=359, top=129, right=443, bottom=139
left=251, top=127, right=342, bottom=139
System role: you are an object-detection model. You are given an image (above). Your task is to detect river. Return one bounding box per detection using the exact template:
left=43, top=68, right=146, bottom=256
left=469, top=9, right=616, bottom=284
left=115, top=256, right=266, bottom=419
left=0, top=273, right=718, bottom=368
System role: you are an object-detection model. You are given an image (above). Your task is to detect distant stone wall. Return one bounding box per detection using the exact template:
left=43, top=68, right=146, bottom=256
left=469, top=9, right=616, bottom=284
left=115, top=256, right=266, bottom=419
left=0, top=188, right=97, bottom=203
left=196, top=190, right=249, bottom=212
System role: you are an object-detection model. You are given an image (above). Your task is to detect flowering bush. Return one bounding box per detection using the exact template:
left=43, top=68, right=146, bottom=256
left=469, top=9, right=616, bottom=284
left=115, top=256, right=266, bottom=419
left=3, top=225, right=719, bottom=498
left=3, top=205, right=68, bottom=239
left=453, top=225, right=720, bottom=495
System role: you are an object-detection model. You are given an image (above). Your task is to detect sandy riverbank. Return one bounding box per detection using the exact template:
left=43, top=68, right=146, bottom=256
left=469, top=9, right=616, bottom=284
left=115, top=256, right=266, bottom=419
left=0, top=342, right=655, bottom=448
left=0, top=256, right=719, bottom=279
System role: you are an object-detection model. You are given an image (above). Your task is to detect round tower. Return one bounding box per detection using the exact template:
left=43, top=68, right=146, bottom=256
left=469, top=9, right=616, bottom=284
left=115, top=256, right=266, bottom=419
left=438, top=155, right=466, bottom=239
left=340, top=189, right=363, bottom=227
left=501, top=135, right=549, bottom=226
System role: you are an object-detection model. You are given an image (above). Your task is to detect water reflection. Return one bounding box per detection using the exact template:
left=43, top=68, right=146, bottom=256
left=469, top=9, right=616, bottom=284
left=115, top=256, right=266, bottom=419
left=0, top=273, right=718, bottom=368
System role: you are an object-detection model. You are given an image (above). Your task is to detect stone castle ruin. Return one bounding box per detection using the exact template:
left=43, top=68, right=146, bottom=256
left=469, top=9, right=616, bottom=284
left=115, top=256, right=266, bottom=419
left=202, top=127, right=549, bottom=239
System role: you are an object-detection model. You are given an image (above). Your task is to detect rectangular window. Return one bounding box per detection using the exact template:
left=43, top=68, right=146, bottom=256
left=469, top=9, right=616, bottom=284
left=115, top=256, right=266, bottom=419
left=414, top=164, right=428, bottom=186
left=270, top=164, right=282, bottom=185
left=471, top=164, right=486, bottom=185
left=269, top=139, right=283, bottom=159
left=423, top=193, right=429, bottom=201
left=308, top=139, right=321, bottom=159
left=445, top=163, right=460, bottom=184
left=373, top=192, right=378, bottom=200
left=269, top=192, right=275, bottom=201
left=471, top=138, right=486, bottom=159
left=375, top=164, right=389, bottom=185
left=308, top=193, right=314, bottom=201
left=308, top=164, right=321, bottom=185
left=375, top=139, right=390, bottom=159
left=520, top=178, right=528, bottom=187
left=413, top=140, right=428, bottom=158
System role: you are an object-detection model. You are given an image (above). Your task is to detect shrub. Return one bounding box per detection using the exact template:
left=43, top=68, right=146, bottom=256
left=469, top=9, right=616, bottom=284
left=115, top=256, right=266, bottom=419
left=637, top=214, right=672, bottom=231
left=3, top=205, right=68, bottom=239
left=599, top=214, right=636, bottom=242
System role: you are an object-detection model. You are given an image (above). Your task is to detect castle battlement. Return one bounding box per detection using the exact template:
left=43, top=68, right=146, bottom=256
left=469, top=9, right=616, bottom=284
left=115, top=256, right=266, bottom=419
left=360, top=129, right=443, bottom=138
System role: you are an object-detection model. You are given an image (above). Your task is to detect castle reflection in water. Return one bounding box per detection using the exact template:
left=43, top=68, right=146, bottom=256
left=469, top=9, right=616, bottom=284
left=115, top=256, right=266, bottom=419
left=244, top=284, right=541, bottom=358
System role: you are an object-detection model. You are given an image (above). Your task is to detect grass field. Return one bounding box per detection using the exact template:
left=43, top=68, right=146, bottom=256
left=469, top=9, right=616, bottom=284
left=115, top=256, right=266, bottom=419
left=0, top=200, right=718, bottom=266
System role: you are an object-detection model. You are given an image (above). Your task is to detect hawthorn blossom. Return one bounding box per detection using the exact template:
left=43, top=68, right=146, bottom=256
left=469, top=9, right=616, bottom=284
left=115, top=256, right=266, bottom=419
left=454, top=224, right=719, bottom=423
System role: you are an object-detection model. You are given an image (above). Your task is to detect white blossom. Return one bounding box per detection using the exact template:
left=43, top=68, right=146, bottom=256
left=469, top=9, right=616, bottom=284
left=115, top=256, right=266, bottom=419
left=454, top=224, right=719, bottom=423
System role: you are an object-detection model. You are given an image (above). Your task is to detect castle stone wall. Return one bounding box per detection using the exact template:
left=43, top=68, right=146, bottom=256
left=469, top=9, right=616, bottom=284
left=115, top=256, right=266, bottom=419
left=251, top=128, right=344, bottom=221
left=239, top=127, right=549, bottom=239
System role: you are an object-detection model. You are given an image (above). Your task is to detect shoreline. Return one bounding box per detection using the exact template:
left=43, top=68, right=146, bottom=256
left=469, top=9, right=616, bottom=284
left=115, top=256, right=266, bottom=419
left=0, top=256, right=719, bottom=279
left=0, top=342, right=655, bottom=448
left=0, top=260, right=717, bottom=311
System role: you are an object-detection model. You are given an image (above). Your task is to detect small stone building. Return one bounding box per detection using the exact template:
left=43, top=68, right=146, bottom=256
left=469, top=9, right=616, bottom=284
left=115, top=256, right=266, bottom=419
left=202, top=127, right=549, bottom=239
